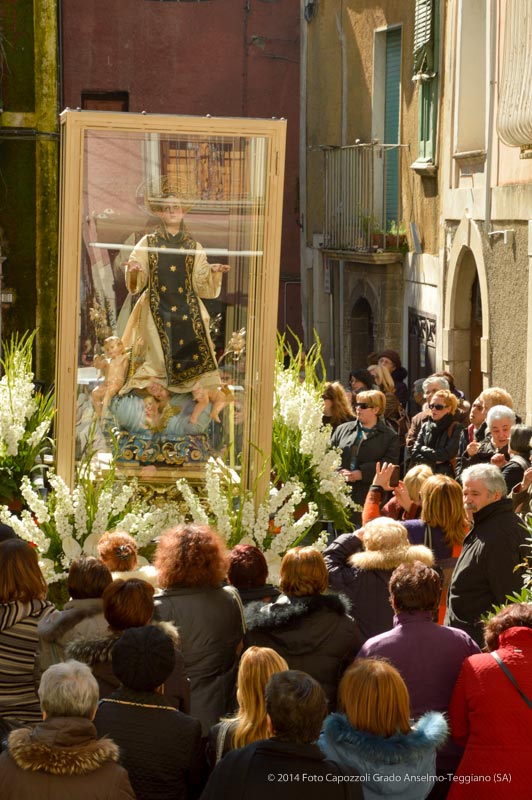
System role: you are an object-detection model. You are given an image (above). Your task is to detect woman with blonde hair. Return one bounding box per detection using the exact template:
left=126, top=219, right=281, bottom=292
left=319, top=658, right=448, bottom=798
left=411, top=389, right=463, bottom=477
left=368, top=364, right=395, bottom=395
left=208, top=646, right=288, bottom=766
left=330, top=389, right=400, bottom=521
left=362, top=462, right=433, bottom=524
left=321, top=381, right=355, bottom=431
left=324, top=517, right=434, bottom=639
left=244, top=547, right=362, bottom=706
left=402, top=474, right=468, bottom=622
left=370, top=362, right=408, bottom=435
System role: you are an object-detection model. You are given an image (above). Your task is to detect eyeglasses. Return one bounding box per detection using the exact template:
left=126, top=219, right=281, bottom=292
left=355, top=403, right=372, bottom=410
left=428, top=403, right=447, bottom=410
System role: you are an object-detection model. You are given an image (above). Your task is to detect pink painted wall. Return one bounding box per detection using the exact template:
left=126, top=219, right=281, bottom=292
left=61, top=0, right=302, bottom=336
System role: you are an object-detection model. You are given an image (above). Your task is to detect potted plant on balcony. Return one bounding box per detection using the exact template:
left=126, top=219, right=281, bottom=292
left=386, top=220, right=409, bottom=251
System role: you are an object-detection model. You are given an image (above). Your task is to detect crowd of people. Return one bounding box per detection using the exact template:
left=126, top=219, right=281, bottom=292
left=0, top=348, right=531, bottom=798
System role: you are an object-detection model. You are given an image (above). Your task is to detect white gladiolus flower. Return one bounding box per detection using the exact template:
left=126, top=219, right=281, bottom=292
left=27, top=420, right=52, bottom=449
left=20, top=477, right=51, bottom=524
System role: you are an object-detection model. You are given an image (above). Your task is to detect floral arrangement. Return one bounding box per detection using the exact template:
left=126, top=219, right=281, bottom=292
left=0, top=451, right=180, bottom=584
left=175, top=333, right=355, bottom=580
left=271, top=333, right=355, bottom=531
left=0, top=332, right=54, bottom=503
left=0, top=329, right=352, bottom=586
left=176, top=457, right=328, bottom=582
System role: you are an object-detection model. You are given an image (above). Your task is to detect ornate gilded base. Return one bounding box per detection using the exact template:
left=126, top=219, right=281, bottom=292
left=115, top=430, right=214, bottom=466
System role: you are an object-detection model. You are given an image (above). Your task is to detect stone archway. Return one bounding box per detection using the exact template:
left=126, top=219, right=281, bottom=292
left=347, top=278, right=379, bottom=371
left=443, top=217, right=490, bottom=397
left=350, top=297, right=374, bottom=368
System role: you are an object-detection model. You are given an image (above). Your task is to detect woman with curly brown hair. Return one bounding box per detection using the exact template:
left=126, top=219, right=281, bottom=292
left=153, top=524, right=245, bottom=735
left=448, top=603, right=532, bottom=799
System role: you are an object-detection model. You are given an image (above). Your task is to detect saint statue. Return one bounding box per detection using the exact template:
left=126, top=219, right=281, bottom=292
left=119, top=178, right=230, bottom=397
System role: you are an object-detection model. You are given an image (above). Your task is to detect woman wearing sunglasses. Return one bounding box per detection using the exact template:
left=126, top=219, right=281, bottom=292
left=410, top=389, right=464, bottom=478
left=330, top=389, right=400, bottom=523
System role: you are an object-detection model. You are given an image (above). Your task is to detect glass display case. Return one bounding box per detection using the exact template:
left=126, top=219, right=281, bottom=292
left=55, top=110, right=286, bottom=497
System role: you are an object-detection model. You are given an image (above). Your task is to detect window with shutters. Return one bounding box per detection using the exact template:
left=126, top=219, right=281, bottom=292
left=413, top=0, right=434, bottom=77
left=372, top=26, right=403, bottom=230
left=411, top=0, right=439, bottom=175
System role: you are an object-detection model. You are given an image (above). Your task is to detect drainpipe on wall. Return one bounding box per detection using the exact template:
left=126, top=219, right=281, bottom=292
left=300, top=0, right=309, bottom=344
left=528, top=222, right=532, bottom=425
left=337, top=1, right=346, bottom=381
left=483, top=0, right=497, bottom=233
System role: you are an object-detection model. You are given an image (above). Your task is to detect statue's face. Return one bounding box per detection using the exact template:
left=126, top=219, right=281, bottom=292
left=148, top=382, right=169, bottom=401
left=144, top=397, right=158, bottom=419
left=156, top=196, right=184, bottom=230
left=105, top=339, right=123, bottom=357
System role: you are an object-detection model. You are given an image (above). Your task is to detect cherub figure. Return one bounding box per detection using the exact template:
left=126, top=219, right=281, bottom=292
left=92, top=336, right=130, bottom=416
left=190, top=383, right=235, bottom=424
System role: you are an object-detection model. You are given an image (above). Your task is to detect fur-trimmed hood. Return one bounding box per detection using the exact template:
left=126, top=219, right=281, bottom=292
left=244, top=592, right=352, bottom=632
left=348, top=544, right=434, bottom=572
left=321, top=711, right=448, bottom=765
left=320, top=711, right=448, bottom=796
left=66, top=620, right=180, bottom=665
left=6, top=717, right=119, bottom=776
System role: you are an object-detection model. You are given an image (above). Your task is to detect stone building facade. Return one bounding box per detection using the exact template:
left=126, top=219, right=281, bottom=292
left=301, top=0, right=532, bottom=421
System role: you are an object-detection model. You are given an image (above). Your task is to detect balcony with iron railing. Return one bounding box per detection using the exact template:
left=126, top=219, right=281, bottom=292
left=321, top=142, right=408, bottom=259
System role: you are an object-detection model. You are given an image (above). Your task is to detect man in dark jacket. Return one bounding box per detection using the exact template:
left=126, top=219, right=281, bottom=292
left=200, top=670, right=363, bottom=800
left=445, top=464, right=528, bottom=647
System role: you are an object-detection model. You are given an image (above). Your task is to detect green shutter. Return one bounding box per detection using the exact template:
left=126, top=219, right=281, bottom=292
left=385, top=29, right=401, bottom=226
left=417, top=0, right=439, bottom=165
left=414, top=0, right=434, bottom=74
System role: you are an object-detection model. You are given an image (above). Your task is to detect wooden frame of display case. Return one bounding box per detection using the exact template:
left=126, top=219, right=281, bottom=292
left=55, top=110, right=286, bottom=501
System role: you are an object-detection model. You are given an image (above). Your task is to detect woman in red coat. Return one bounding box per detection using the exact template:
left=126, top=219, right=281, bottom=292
left=448, top=603, right=532, bottom=798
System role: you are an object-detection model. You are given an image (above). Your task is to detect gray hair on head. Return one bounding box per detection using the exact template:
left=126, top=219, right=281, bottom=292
left=486, top=405, right=516, bottom=428
left=422, top=376, right=449, bottom=393
left=38, top=660, right=99, bottom=719
left=461, top=464, right=507, bottom=497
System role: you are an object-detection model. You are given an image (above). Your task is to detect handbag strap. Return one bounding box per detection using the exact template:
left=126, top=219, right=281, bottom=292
left=423, top=523, right=433, bottom=550
left=490, top=651, right=532, bottom=710
left=215, top=720, right=232, bottom=764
